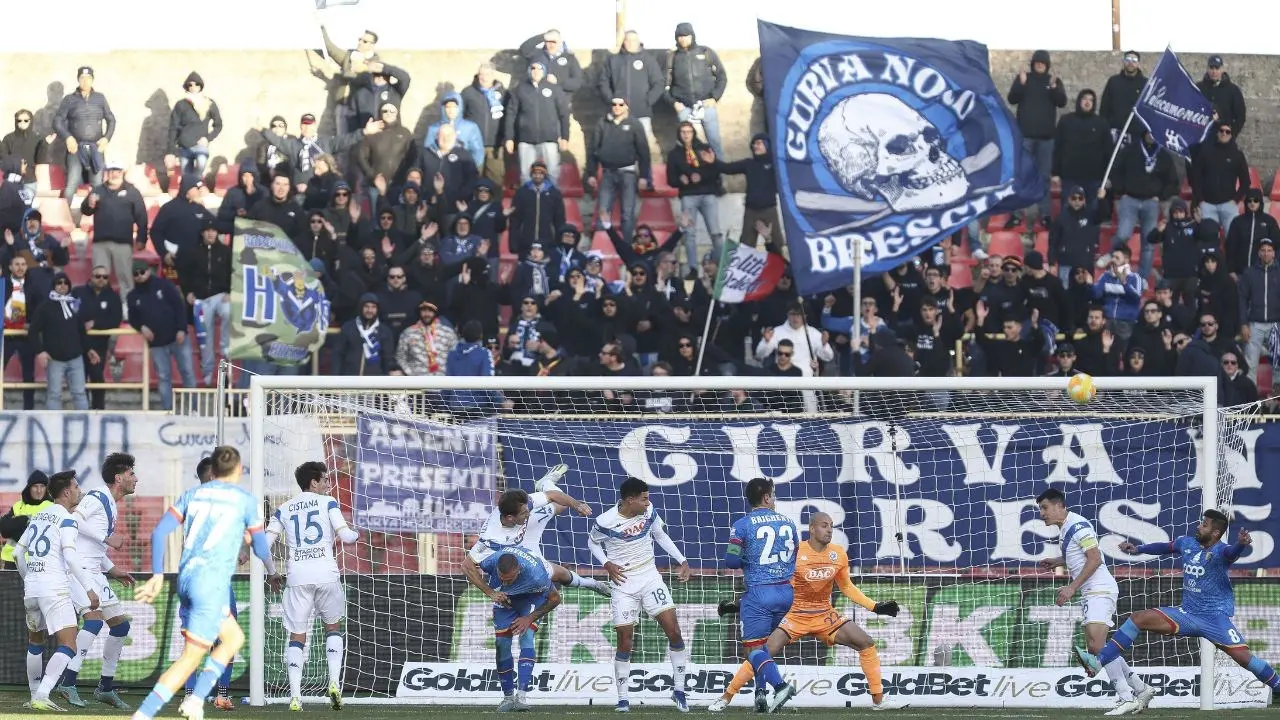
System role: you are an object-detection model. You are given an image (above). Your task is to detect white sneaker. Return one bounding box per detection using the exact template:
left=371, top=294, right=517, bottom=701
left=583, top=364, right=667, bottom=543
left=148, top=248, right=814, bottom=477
left=1131, top=686, right=1156, bottom=713
left=535, top=464, right=568, bottom=493
left=179, top=694, right=205, bottom=720
left=1104, top=699, right=1139, bottom=716
left=971, top=248, right=989, bottom=261
left=707, top=698, right=730, bottom=712
left=515, top=690, right=531, bottom=712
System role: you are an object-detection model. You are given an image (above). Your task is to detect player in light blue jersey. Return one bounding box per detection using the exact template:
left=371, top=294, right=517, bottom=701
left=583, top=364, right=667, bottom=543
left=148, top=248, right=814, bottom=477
left=131, top=446, right=280, bottom=720
left=180, top=456, right=238, bottom=711
left=724, top=477, right=798, bottom=713
left=1082, top=510, right=1280, bottom=713
left=469, top=545, right=562, bottom=712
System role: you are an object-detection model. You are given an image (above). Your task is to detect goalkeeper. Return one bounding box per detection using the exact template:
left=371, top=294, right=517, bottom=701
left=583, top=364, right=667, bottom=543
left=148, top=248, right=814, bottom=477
left=711, top=512, right=901, bottom=711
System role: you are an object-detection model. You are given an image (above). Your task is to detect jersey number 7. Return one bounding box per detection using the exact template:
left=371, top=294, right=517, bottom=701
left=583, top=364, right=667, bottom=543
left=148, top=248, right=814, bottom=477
left=756, top=525, right=796, bottom=565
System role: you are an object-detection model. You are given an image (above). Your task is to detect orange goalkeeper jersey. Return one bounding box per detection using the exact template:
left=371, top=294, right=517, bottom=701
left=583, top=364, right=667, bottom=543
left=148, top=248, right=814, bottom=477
left=790, top=542, right=877, bottom=614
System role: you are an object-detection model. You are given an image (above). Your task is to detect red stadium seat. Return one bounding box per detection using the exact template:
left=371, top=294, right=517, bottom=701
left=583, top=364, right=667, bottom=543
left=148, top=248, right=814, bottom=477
left=987, top=232, right=1025, bottom=259
left=644, top=163, right=679, bottom=198
left=611, top=198, right=676, bottom=231
left=1270, top=168, right=1280, bottom=203
left=563, top=198, right=583, bottom=228
left=986, top=213, right=1022, bottom=233
left=214, top=163, right=240, bottom=196
left=949, top=260, right=974, bottom=288
left=559, top=163, right=584, bottom=198
left=37, top=197, right=74, bottom=229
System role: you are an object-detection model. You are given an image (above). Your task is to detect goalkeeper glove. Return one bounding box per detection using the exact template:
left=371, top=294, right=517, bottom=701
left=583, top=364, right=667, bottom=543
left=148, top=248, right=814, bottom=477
left=872, top=600, right=900, bottom=617
left=717, top=598, right=741, bottom=616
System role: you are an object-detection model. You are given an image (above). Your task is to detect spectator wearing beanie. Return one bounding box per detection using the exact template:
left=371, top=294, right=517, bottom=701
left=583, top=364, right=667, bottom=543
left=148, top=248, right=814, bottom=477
left=29, top=272, right=90, bottom=409
left=716, top=135, right=782, bottom=253
left=215, top=164, right=263, bottom=234
left=165, top=71, right=223, bottom=177
left=357, top=102, right=418, bottom=212
left=1197, top=248, right=1239, bottom=342
left=504, top=61, right=570, bottom=184
left=1052, top=89, right=1112, bottom=215
left=350, top=59, right=411, bottom=131
left=334, top=293, right=398, bottom=376
left=3, top=209, right=70, bottom=272
left=0, top=110, right=51, bottom=201
left=1021, top=251, right=1073, bottom=337
left=1190, top=120, right=1250, bottom=232
left=0, top=471, right=50, bottom=568
left=520, top=29, right=584, bottom=93
left=1147, top=198, right=1219, bottom=304
left=1226, top=188, right=1280, bottom=278
left=1005, top=50, right=1067, bottom=230
left=1049, top=185, right=1109, bottom=285
left=508, top=161, right=565, bottom=257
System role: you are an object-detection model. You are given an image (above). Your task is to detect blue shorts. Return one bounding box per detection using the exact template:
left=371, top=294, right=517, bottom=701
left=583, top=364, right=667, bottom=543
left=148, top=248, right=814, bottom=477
left=741, top=583, right=794, bottom=643
left=178, top=576, right=234, bottom=647
left=1156, top=606, right=1246, bottom=647
left=493, top=592, right=550, bottom=635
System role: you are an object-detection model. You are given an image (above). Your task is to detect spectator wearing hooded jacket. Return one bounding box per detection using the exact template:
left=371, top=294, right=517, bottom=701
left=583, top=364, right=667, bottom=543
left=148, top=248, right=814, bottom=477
left=508, top=161, right=565, bottom=257
left=127, top=261, right=195, bottom=411
left=443, top=319, right=509, bottom=414
left=1197, top=248, right=1239, bottom=341
left=260, top=113, right=378, bottom=193
left=1226, top=189, right=1279, bottom=279
left=2, top=209, right=69, bottom=272
left=666, top=121, right=721, bottom=270
left=1147, top=198, right=1220, bottom=304
left=357, top=102, right=418, bottom=211
left=548, top=224, right=587, bottom=284
left=215, top=164, right=262, bottom=233
left=425, top=92, right=485, bottom=172
left=151, top=174, right=212, bottom=262
left=29, top=272, right=89, bottom=409
left=350, top=60, right=411, bottom=131
left=1239, top=238, right=1280, bottom=383
left=1049, top=186, right=1110, bottom=284
left=1198, top=55, right=1246, bottom=137
left=438, top=214, right=487, bottom=275
left=586, top=98, right=651, bottom=247
left=164, top=72, right=222, bottom=178
left=449, top=258, right=502, bottom=341
left=461, top=64, right=509, bottom=183
left=717, top=135, right=782, bottom=253
left=176, top=218, right=232, bottom=385
left=504, top=61, right=571, bottom=183
left=334, top=293, right=399, bottom=375
left=376, top=265, right=422, bottom=343
left=463, top=179, right=508, bottom=255
left=302, top=153, right=341, bottom=212
left=420, top=125, right=478, bottom=218
left=1005, top=50, right=1067, bottom=230
left=510, top=242, right=554, bottom=303
left=248, top=174, right=304, bottom=238
left=1052, top=89, right=1111, bottom=215
left=1110, top=132, right=1180, bottom=282
left=1100, top=51, right=1146, bottom=141
left=520, top=30, right=584, bottom=94
left=1190, top=120, right=1250, bottom=231
left=665, top=22, right=727, bottom=158
left=0, top=110, right=50, bottom=200
left=600, top=31, right=665, bottom=144
left=601, top=224, right=683, bottom=278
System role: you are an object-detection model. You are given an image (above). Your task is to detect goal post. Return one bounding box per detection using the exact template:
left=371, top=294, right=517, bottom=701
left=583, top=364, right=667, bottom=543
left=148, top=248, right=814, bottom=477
left=245, top=373, right=1269, bottom=710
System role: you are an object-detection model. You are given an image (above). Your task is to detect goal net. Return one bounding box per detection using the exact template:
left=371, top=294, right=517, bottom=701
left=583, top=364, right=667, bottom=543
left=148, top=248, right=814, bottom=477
left=246, top=375, right=1271, bottom=710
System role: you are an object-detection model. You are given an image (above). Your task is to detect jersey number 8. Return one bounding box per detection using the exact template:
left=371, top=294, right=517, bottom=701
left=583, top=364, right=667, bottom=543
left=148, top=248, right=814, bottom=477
left=756, top=525, right=796, bottom=565
left=290, top=510, right=324, bottom=546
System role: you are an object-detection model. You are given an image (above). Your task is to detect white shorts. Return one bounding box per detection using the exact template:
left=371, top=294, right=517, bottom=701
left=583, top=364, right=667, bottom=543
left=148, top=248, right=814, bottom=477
left=70, top=571, right=123, bottom=619
left=611, top=568, right=675, bottom=627
left=283, top=582, right=347, bottom=634
left=1081, top=593, right=1118, bottom=628
left=25, top=595, right=77, bottom=634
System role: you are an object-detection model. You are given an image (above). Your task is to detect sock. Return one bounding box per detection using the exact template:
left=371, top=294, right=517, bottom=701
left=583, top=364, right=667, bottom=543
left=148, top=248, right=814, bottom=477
left=136, top=683, right=176, bottom=719
left=517, top=631, right=536, bottom=692
left=218, top=655, right=233, bottom=696
left=1246, top=655, right=1280, bottom=690
left=568, top=571, right=607, bottom=592
left=36, top=646, right=74, bottom=698
left=286, top=641, right=305, bottom=699
left=99, top=619, right=127, bottom=691
left=495, top=635, right=515, bottom=696
left=325, top=631, right=344, bottom=686
left=63, top=619, right=103, bottom=686
left=1097, top=619, right=1138, bottom=666
left=1104, top=658, right=1135, bottom=701
left=615, top=651, right=631, bottom=702
left=725, top=660, right=755, bottom=699
left=748, top=648, right=784, bottom=691
left=669, top=642, right=689, bottom=696
left=1116, top=657, right=1148, bottom=694
left=859, top=646, right=883, bottom=697
left=191, top=656, right=227, bottom=703
left=27, top=643, right=43, bottom=695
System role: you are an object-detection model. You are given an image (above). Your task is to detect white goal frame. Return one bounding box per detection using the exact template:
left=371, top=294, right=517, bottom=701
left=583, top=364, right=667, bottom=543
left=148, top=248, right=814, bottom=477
left=247, top=374, right=1221, bottom=709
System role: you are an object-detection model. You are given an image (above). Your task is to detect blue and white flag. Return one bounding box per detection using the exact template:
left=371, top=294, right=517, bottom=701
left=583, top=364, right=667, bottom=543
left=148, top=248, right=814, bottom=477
left=759, top=21, right=1045, bottom=296
left=1133, top=48, right=1214, bottom=159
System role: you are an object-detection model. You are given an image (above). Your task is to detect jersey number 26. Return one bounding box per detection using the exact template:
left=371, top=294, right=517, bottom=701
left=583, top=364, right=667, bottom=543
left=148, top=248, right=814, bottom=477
left=756, top=525, right=795, bottom=565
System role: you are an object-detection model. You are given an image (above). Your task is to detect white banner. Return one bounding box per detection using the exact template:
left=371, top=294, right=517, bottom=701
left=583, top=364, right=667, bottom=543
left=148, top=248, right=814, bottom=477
left=395, top=662, right=1270, bottom=708
left=0, top=412, right=321, bottom=496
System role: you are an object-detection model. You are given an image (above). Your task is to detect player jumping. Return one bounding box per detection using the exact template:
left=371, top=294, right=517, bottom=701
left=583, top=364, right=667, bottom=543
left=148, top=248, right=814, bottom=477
left=265, top=461, right=361, bottom=712
left=711, top=512, right=901, bottom=711
left=54, top=453, right=139, bottom=710
left=1077, top=510, right=1280, bottom=714
left=132, top=446, right=281, bottom=720
left=471, top=545, right=563, bottom=711
left=587, top=477, right=692, bottom=713
left=724, top=477, right=799, bottom=713
left=1035, top=489, right=1154, bottom=715
left=17, top=471, right=98, bottom=712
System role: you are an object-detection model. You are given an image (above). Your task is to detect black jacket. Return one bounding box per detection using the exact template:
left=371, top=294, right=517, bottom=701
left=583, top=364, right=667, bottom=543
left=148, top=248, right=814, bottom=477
left=1177, top=336, right=1227, bottom=388
left=168, top=76, right=223, bottom=152
left=151, top=175, right=212, bottom=259
left=1147, top=210, right=1219, bottom=280
left=54, top=90, right=115, bottom=143
left=1074, top=330, right=1121, bottom=376
left=376, top=285, right=422, bottom=341
left=585, top=115, right=651, bottom=179
left=80, top=182, right=147, bottom=246
left=1238, top=261, right=1280, bottom=324
left=718, top=134, right=776, bottom=209
left=978, top=326, right=1046, bottom=377
left=1024, top=271, right=1074, bottom=335
left=1226, top=190, right=1280, bottom=275
left=418, top=145, right=478, bottom=213
left=259, top=128, right=365, bottom=185
left=664, top=25, right=727, bottom=106
left=666, top=139, right=721, bottom=197
left=127, top=276, right=187, bottom=347
left=1049, top=196, right=1111, bottom=270
left=355, top=122, right=417, bottom=184
left=0, top=125, right=49, bottom=183
left=1190, top=138, right=1250, bottom=205
left=1125, top=322, right=1177, bottom=377
left=1007, top=51, right=1067, bottom=140
left=1053, top=90, right=1112, bottom=181
left=1112, top=140, right=1180, bottom=200
left=519, top=36, right=584, bottom=93
left=1198, top=72, right=1247, bottom=136
left=28, top=285, right=87, bottom=362
left=600, top=46, right=665, bottom=118
left=215, top=166, right=263, bottom=234
left=508, top=180, right=565, bottom=256
left=460, top=77, right=508, bottom=148
left=247, top=194, right=304, bottom=238
left=1197, top=260, right=1240, bottom=339
left=350, top=65, right=411, bottom=127
left=504, top=78, right=571, bottom=145
left=333, top=317, right=398, bottom=375
left=72, top=283, right=122, bottom=353
left=175, top=239, right=232, bottom=300
left=1099, top=69, right=1146, bottom=132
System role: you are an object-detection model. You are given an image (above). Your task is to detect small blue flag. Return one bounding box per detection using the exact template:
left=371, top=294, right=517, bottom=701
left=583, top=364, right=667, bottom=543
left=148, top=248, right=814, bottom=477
left=758, top=21, right=1045, bottom=296
left=1133, top=48, right=1214, bottom=159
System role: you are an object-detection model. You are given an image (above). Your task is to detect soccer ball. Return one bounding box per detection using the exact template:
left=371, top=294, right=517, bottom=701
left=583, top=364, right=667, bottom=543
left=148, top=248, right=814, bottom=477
left=1066, top=373, right=1096, bottom=404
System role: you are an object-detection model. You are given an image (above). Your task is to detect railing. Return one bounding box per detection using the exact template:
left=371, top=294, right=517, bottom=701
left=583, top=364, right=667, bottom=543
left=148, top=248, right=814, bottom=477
left=1, top=328, right=151, bottom=410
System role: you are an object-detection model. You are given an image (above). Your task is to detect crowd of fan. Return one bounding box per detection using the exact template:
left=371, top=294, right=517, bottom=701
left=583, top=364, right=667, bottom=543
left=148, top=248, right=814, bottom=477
left=0, top=35, right=1272, bottom=412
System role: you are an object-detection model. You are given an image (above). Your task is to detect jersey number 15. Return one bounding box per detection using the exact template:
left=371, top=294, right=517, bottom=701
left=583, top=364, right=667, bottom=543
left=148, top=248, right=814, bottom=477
left=290, top=510, right=324, bottom=546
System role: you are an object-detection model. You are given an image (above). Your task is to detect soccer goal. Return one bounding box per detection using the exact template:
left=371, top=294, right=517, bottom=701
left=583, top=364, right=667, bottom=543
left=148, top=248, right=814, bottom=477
left=246, top=374, right=1268, bottom=710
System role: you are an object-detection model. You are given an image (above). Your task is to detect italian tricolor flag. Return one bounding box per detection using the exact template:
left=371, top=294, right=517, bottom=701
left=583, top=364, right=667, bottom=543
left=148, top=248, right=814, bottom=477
left=712, top=240, right=786, bottom=303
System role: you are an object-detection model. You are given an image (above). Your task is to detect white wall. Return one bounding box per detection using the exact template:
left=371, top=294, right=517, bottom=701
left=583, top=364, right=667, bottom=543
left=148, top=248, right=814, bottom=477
left=3, top=0, right=1277, bottom=53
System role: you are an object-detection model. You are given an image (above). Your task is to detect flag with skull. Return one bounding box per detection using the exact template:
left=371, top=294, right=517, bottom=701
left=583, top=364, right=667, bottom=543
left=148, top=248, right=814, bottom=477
left=759, top=21, right=1045, bottom=295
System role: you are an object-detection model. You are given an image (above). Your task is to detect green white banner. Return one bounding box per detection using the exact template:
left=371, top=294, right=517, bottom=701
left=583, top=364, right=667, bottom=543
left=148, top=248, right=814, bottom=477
left=229, top=218, right=329, bottom=365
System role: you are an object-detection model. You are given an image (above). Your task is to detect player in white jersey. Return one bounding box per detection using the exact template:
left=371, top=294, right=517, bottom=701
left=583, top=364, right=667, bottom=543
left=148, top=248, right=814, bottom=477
left=265, top=461, right=360, bottom=712
left=587, top=477, right=691, bottom=713
left=17, top=471, right=98, bottom=712
left=1037, top=489, right=1155, bottom=715
left=54, top=453, right=138, bottom=710
left=465, top=465, right=611, bottom=596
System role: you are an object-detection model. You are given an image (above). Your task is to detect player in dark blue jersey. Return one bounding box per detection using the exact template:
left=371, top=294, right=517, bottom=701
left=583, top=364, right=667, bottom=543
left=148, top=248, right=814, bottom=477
left=725, top=477, right=798, bottom=713
left=1086, top=510, right=1280, bottom=713
left=468, top=544, right=562, bottom=712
